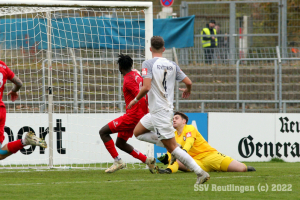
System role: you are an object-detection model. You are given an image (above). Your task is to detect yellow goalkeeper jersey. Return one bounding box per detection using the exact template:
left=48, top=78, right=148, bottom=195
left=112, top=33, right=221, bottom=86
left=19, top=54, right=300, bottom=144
left=175, top=124, right=216, bottom=159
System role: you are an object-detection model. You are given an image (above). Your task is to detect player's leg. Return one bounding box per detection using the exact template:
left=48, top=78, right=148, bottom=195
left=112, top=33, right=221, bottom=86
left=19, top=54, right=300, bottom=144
left=203, top=151, right=255, bottom=172
left=227, top=160, right=247, bottom=172
left=0, top=107, right=46, bottom=160
left=227, top=159, right=256, bottom=172
left=156, top=156, right=208, bottom=174
left=99, top=124, right=120, bottom=160
left=175, top=159, right=205, bottom=172
left=0, top=132, right=47, bottom=160
left=151, top=110, right=210, bottom=184
left=99, top=118, right=125, bottom=173
left=133, top=113, right=165, bottom=148
left=153, top=110, right=209, bottom=184
left=115, top=134, right=155, bottom=170
left=161, top=137, right=209, bottom=184
left=116, top=133, right=147, bottom=163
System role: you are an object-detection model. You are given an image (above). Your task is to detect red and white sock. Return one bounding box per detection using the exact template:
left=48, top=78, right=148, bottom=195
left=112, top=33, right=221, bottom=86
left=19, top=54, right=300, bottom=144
left=7, top=139, right=24, bottom=153
left=130, top=149, right=147, bottom=163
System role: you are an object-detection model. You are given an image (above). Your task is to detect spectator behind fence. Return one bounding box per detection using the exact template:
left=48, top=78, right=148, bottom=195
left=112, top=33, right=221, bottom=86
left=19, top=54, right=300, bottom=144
left=215, top=24, right=229, bottom=64
left=201, top=19, right=218, bottom=64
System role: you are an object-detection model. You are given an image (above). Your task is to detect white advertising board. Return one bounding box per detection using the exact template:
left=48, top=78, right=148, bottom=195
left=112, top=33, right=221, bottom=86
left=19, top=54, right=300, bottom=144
left=275, top=114, right=300, bottom=162
left=208, top=113, right=300, bottom=162
left=1, top=113, right=151, bottom=165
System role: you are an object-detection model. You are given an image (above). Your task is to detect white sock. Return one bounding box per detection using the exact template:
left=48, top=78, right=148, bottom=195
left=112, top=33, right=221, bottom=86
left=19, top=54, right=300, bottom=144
left=21, top=138, right=27, bottom=146
left=136, top=132, right=165, bottom=148
left=171, top=147, right=203, bottom=175
left=114, top=156, right=121, bottom=162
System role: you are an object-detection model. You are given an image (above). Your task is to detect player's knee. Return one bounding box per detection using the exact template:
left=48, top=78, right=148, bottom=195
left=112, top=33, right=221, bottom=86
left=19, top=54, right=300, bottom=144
left=99, top=128, right=107, bottom=139
left=115, top=140, right=125, bottom=150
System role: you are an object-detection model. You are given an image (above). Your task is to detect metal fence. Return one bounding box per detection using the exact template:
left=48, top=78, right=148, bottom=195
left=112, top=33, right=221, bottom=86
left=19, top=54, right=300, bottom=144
left=175, top=46, right=300, bottom=113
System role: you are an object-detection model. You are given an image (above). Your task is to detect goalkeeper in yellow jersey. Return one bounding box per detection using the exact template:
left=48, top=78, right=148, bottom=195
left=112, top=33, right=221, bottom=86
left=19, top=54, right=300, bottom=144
left=156, top=112, right=256, bottom=174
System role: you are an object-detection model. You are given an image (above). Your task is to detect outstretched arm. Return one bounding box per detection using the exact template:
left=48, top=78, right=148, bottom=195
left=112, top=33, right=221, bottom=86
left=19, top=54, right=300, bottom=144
left=8, top=75, right=23, bottom=102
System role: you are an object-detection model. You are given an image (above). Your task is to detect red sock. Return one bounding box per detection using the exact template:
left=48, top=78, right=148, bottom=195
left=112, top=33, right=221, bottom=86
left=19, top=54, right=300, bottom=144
left=130, top=149, right=147, bottom=163
left=104, top=140, right=119, bottom=159
left=7, top=139, right=24, bottom=153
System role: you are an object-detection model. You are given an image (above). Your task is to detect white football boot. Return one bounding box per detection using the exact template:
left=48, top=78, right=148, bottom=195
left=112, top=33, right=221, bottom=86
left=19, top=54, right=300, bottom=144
left=25, top=131, right=47, bottom=148
left=105, top=160, right=126, bottom=173
left=146, top=157, right=156, bottom=173
left=196, top=171, right=210, bottom=184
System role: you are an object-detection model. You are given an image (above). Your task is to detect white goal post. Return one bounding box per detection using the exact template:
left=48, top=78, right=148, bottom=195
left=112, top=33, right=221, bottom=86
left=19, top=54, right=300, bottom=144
left=0, top=1, right=153, bottom=169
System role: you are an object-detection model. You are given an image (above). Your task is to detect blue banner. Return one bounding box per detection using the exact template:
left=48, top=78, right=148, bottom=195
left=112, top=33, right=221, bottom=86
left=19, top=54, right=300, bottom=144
left=154, top=113, right=208, bottom=162
left=153, top=15, right=195, bottom=48
left=0, top=16, right=194, bottom=50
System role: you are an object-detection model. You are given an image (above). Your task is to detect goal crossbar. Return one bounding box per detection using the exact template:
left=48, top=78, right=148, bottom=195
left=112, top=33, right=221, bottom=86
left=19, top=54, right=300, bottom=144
left=0, top=1, right=152, bottom=8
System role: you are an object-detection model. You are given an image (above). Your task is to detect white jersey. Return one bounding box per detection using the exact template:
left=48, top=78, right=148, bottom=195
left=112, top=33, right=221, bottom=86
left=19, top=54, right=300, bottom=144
left=141, top=57, right=186, bottom=114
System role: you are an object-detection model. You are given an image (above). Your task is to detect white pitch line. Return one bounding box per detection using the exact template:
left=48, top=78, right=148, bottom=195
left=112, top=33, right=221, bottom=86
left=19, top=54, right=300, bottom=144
left=1, top=174, right=298, bottom=186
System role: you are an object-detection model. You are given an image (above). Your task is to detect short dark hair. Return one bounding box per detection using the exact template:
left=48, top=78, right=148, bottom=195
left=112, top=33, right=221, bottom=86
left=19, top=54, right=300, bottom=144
left=117, top=54, right=133, bottom=71
left=174, top=111, right=189, bottom=124
left=209, top=19, right=216, bottom=24
left=151, top=36, right=164, bottom=51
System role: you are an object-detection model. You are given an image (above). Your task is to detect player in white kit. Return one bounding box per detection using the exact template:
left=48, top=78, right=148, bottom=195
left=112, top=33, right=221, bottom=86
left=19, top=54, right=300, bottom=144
left=127, top=36, right=210, bottom=184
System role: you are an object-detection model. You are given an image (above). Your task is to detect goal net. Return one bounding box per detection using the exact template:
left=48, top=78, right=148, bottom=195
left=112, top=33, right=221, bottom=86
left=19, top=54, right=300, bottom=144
left=0, top=1, right=153, bottom=169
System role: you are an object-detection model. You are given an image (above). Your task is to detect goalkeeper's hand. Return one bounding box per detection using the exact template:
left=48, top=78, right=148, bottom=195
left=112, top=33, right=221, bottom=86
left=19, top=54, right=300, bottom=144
left=155, top=166, right=172, bottom=174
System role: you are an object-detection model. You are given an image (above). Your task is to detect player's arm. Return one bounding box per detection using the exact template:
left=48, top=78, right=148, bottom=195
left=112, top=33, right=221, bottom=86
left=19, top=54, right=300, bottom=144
left=174, top=63, right=191, bottom=99
left=8, top=75, right=23, bottom=102
left=182, top=137, right=195, bottom=153
left=127, top=78, right=151, bottom=109
left=179, top=76, right=192, bottom=98
left=128, top=60, right=152, bottom=109
left=182, top=128, right=197, bottom=152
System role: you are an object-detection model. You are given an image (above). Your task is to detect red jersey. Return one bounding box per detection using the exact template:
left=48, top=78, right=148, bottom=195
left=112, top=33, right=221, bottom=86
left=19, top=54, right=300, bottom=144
left=123, top=70, right=148, bottom=117
left=0, top=61, right=14, bottom=107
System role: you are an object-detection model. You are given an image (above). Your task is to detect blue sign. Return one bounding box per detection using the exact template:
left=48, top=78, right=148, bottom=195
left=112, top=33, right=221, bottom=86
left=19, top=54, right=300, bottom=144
left=154, top=113, right=208, bottom=162
left=160, top=0, right=174, bottom=7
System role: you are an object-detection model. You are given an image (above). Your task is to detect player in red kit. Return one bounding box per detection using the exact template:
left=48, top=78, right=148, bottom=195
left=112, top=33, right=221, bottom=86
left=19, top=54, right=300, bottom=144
left=99, top=54, right=155, bottom=173
left=0, top=61, right=47, bottom=160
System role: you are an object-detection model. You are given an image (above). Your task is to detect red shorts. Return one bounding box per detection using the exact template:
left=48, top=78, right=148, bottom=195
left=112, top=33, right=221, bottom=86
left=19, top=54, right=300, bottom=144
left=0, top=106, right=6, bottom=144
left=108, top=113, right=142, bottom=141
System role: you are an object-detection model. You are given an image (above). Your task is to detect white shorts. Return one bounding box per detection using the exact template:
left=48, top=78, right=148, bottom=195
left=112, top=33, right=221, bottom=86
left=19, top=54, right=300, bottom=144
left=140, top=110, right=175, bottom=140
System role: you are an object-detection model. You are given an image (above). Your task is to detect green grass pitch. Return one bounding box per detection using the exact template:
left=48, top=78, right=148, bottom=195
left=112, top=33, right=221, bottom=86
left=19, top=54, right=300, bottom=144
left=1, top=161, right=299, bottom=200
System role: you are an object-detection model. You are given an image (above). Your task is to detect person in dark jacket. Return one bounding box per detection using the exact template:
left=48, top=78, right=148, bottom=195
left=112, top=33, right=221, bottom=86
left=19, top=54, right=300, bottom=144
left=201, top=19, right=218, bottom=64
left=215, top=24, right=229, bottom=64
